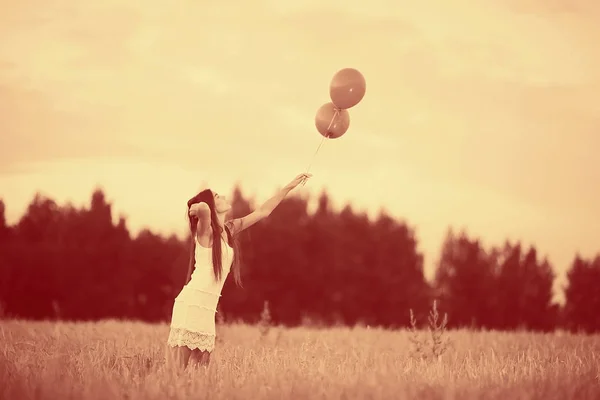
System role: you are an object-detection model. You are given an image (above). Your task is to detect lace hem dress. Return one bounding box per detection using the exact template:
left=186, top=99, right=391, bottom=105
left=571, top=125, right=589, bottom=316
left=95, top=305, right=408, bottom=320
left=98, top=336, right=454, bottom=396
left=167, top=328, right=216, bottom=352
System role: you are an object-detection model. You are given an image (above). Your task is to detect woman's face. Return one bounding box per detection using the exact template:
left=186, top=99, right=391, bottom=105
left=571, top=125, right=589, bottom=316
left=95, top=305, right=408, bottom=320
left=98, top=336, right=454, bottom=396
left=213, top=191, right=231, bottom=214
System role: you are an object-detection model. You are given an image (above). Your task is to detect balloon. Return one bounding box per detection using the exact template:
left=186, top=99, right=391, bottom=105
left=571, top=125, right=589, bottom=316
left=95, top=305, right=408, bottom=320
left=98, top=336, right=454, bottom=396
left=329, top=68, right=366, bottom=110
left=315, top=102, right=350, bottom=139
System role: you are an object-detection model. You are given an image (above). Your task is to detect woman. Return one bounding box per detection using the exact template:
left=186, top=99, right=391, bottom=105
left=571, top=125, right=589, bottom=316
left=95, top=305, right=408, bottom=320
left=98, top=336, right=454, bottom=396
left=167, top=172, right=312, bottom=369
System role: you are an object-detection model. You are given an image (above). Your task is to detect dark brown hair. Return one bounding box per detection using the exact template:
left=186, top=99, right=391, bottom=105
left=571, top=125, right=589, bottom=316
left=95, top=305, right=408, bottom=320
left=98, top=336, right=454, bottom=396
left=187, top=189, right=242, bottom=286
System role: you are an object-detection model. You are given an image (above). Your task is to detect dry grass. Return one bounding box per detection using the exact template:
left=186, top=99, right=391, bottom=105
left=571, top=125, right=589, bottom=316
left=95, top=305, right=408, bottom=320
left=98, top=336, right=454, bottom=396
left=1, top=319, right=599, bottom=400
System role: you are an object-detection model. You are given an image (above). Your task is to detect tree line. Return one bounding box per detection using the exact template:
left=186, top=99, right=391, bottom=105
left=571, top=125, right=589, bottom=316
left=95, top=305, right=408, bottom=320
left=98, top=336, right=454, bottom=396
left=0, top=187, right=598, bottom=333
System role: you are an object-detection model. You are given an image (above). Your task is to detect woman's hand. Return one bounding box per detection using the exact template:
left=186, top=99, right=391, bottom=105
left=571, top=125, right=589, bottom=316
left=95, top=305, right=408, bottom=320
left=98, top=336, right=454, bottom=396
left=189, top=202, right=210, bottom=217
left=285, top=173, right=312, bottom=190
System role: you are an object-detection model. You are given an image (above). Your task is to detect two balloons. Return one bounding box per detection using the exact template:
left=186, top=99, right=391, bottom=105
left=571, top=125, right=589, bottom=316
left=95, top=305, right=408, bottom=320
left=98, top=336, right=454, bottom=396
left=315, top=68, right=366, bottom=139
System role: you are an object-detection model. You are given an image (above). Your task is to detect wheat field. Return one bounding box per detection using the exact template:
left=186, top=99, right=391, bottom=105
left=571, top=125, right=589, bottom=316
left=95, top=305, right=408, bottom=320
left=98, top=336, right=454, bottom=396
left=1, top=319, right=599, bottom=400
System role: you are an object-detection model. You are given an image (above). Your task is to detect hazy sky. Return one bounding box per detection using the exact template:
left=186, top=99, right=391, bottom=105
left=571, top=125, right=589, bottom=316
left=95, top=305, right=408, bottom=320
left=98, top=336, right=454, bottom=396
left=1, top=0, right=599, bottom=300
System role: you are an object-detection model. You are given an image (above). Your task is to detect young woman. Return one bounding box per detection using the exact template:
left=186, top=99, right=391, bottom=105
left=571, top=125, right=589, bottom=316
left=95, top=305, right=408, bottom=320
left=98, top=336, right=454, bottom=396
left=167, top=172, right=312, bottom=369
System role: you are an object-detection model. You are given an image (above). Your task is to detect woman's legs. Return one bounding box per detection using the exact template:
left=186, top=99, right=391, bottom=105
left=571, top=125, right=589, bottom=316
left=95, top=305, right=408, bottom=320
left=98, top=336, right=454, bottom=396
left=188, top=349, right=211, bottom=368
left=166, top=345, right=192, bottom=371
left=187, top=332, right=214, bottom=368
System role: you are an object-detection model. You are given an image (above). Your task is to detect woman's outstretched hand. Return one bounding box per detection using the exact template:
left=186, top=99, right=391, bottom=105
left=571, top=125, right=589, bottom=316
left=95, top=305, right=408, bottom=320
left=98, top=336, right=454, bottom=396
left=286, top=173, right=312, bottom=190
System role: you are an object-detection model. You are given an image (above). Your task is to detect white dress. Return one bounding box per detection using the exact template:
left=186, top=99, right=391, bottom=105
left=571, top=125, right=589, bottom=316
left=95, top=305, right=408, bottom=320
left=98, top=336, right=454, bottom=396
left=167, top=236, right=234, bottom=352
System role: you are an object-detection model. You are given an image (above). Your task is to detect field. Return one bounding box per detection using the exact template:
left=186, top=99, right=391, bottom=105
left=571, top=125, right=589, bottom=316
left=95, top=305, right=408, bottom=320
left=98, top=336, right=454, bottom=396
left=1, top=320, right=599, bottom=400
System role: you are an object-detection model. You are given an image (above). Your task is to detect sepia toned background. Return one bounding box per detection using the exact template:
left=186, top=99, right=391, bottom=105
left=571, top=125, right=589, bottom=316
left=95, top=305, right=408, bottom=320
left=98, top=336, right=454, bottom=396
left=1, top=0, right=599, bottom=304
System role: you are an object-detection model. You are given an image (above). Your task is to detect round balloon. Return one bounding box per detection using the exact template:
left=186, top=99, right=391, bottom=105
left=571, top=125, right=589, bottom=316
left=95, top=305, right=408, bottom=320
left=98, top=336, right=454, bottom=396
left=315, top=102, right=350, bottom=139
left=329, top=68, right=366, bottom=110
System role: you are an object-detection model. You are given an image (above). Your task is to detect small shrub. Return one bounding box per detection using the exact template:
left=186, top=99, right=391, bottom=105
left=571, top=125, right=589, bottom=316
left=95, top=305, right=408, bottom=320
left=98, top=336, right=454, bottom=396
left=409, top=300, right=451, bottom=361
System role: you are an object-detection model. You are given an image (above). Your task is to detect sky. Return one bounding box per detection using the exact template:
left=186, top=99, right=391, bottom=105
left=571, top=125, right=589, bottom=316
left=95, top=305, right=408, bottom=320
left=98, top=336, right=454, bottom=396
left=1, top=0, right=599, bottom=302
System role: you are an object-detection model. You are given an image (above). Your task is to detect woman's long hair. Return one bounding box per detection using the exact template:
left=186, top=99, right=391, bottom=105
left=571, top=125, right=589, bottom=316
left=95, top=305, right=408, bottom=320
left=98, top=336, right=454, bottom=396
left=186, top=189, right=242, bottom=286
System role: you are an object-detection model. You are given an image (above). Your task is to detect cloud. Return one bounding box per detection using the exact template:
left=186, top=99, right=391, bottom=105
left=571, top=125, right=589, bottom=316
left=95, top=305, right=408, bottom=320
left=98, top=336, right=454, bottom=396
left=3, top=0, right=598, bottom=217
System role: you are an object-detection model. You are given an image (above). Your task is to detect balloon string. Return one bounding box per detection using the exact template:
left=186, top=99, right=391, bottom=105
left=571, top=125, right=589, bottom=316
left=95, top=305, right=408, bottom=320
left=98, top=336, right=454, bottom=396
left=305, top=109, right=339, bottom=175
left=305, top=134, right=327, bottom=174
